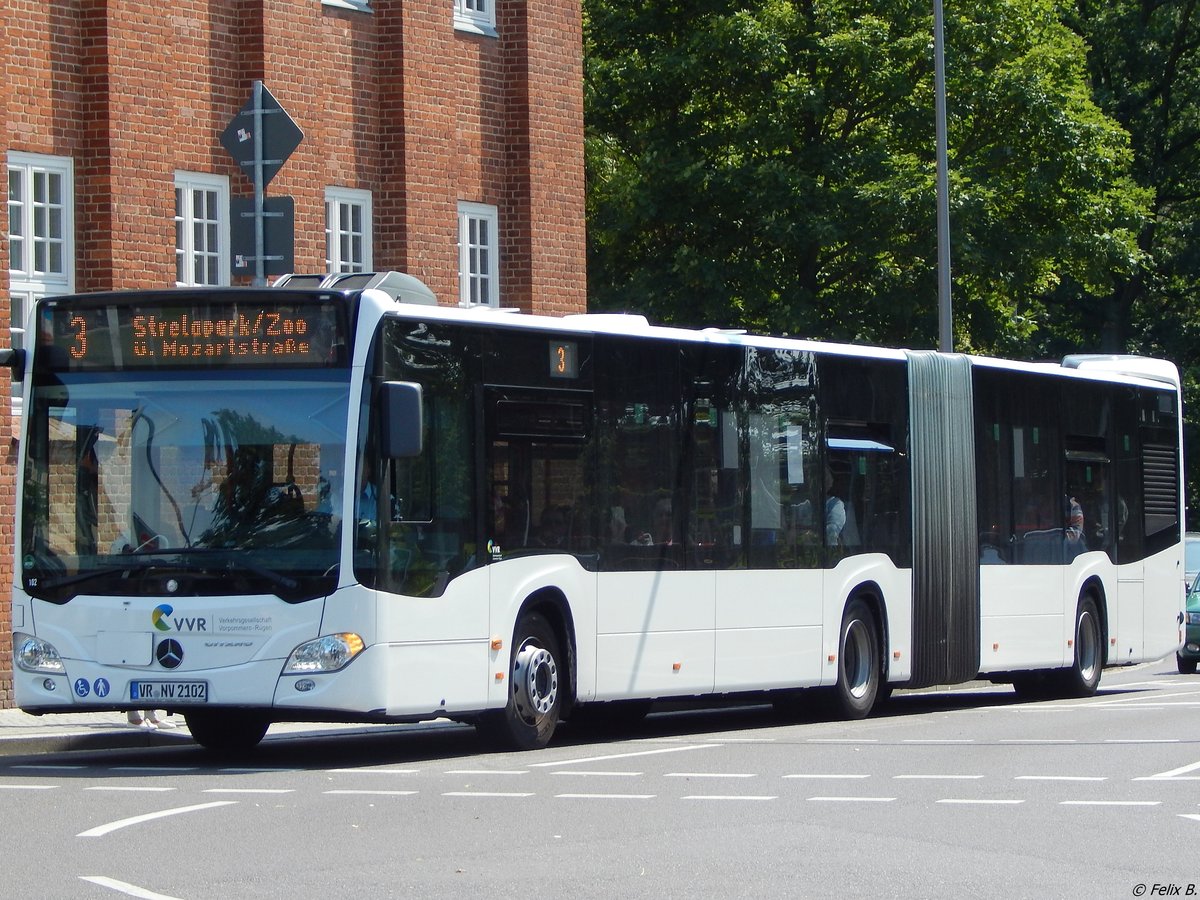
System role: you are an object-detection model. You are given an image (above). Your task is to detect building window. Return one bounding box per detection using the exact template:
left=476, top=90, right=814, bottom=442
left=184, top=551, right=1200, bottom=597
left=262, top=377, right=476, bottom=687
left=325, top=188, right=373, bottom=273
left=454, top=0, right=497, bottom=37
left=458, top=201, right=499, bottom=306
left=174, top=172, right=230, bottom=286
left=8, top=152, right=74, bottom=363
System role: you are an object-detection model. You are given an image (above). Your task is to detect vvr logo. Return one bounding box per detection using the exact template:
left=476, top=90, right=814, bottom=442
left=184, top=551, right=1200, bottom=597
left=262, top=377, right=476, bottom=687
left=151, top=604, right=208, bottom=633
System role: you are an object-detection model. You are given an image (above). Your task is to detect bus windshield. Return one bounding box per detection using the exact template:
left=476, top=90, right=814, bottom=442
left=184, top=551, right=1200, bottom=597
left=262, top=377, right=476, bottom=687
left=21, top=369, right=350, bottom=603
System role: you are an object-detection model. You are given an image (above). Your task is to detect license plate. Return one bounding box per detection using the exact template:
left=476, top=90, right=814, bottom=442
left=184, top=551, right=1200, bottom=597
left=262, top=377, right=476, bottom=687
left=130, top=681, right=208, bottom=703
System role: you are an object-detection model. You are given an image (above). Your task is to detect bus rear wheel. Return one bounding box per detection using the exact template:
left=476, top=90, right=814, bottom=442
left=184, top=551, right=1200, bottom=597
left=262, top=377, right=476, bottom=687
left=478, top=613, right=562, bottom=750
left=831, top=598, right=881, bottom=719
left=185, top=709, right=269, bottom=755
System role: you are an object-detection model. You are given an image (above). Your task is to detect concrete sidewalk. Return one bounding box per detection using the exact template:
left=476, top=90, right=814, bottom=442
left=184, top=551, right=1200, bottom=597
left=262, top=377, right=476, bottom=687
left=0, top=707, right=196, bottom=755
left=0, top=707, right=417, bottom=756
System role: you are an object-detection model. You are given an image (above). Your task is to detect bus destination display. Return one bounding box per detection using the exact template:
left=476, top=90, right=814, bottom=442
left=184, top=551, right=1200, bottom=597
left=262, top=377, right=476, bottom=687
left=37, top=297, right=346, bottom=370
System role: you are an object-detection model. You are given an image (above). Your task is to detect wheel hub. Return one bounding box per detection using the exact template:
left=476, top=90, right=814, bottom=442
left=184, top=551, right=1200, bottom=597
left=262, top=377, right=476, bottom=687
left=514, top=643, right=558, bottom=717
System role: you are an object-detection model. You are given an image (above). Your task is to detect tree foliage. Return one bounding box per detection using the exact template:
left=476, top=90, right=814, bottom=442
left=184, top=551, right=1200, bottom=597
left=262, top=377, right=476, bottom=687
left=585, top=0, right=1148, bottom=355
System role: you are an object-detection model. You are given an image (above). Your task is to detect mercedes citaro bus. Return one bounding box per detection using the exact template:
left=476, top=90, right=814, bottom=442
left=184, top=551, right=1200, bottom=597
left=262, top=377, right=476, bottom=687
left=8, top=273, right=1185, bottom=751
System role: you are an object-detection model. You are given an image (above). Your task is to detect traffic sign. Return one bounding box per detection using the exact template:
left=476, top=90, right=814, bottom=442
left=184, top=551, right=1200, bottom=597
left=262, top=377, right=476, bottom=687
left=220, top=83, right=303, bottom=188
left=230, top=196, right=295, bottom=277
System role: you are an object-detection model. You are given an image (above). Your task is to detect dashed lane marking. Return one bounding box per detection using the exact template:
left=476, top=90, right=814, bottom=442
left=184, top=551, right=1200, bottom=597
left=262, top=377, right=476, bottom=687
left=555, top=793, right=656, bottom=800
left=442, top=791, right=534, bottom=798
left=937, top=799, right=1023, bottom=805
left=85, top=786, right=176, bottom=793
left=323, top=790, right=418, bottom=796
left=529, top=743, right=719, bottom=768
left=1060, top=800, right=1161, bottom=807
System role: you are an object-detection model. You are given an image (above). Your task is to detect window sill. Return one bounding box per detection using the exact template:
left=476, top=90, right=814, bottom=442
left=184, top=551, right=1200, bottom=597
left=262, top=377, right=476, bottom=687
left=322, top=0, right=372, bottom=13
left=454, top=16, right=498, bottom=39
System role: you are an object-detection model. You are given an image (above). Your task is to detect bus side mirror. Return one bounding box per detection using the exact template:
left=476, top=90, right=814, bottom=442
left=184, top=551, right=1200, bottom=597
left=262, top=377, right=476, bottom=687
left=0, top=348, right=26, bottom=382
left=379, top=381, right=423, bottom=458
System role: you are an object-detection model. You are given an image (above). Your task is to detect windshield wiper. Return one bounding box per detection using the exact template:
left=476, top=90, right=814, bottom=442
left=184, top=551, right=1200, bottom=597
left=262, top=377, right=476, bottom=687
left=38, top=563, right=153, bottom=593
left=157, top=547, right=300, bottom=592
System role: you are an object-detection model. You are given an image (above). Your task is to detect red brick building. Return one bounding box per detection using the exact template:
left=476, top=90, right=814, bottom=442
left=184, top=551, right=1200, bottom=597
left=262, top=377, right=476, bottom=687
left=0, top=0, right=587, bottom=705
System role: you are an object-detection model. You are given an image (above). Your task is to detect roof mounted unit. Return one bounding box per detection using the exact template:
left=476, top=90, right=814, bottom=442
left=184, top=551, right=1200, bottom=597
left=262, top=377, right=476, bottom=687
left=273, top=271, right=437, bottom=306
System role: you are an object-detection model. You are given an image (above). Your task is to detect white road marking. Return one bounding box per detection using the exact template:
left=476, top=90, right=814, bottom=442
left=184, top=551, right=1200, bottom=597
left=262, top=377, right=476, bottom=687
left=442, top=791, right=534, bottom=798
left=999, top=739, right=1076, bottom=744
left=85, top=786, right=176, bottom=793
left=555, top=793, right=656, bottom=800
left=530, top=744, right=719, bottom=768
left=1059, top=800, right=1161, bottom=807
left=1179, top=814, right=1200, bottom=824
left=902, top=739, right=974, bottom=744
left=806, top=739, right=880, bottom=744
left=201, top=788, right=294, bottom=795
left=1104, top=739, right=1180, bottom=744
left=937, top=799, right=1023, bottom=805
left=1144, top=759, right=1200, bottom=779
left=79, top=875, right=182, bottom=900
left=110, top=767, right=198, bottom=773
left=217, top=767, right=298, bottom=774
left=0, top=784, right=58, bottom=790
left=12, top=764, right=85, bottom=770
left=78, top=801, right=237, bottom=838
left=326, top=768, right=420, bottom=775
left=324, top=790, right=418, bottom=796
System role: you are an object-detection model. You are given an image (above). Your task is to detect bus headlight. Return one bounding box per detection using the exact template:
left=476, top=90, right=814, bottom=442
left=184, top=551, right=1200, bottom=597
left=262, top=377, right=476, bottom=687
left=283, top=633, right=365, bottom=674
left=14, top=633, right=66, bottom=675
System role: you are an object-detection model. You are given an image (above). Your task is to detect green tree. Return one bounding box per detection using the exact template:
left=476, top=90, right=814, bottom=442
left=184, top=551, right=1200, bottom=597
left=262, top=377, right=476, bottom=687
left=585, top=0, right=1148, bottom=354
left=1059, top=1, right=1200, bottom=513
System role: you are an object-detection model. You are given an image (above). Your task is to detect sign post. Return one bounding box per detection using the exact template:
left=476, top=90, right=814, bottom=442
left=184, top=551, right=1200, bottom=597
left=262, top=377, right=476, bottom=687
left=220, top=81, right=303, bottom=285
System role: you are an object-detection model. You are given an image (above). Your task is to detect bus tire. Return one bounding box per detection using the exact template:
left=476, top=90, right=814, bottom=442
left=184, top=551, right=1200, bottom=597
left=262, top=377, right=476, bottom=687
left=831, top=598, right=881, bottom=719
left=478, top=612, right=562, bottom=750
left=185, top=709, right=269, bottom=754
left=1057, top=595, right=1103, bottom=698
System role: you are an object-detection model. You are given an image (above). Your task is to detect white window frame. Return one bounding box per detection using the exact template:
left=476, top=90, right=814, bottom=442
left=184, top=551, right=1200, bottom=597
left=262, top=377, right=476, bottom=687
left=174, top=171, right=230, bottom=287
left=454, top=0, right=497, bottom=37
left=457, top=201, right=500, bottom=307
left=8, top=151, right=75, bottom=341
left=325, top=187, right=373, bottom=273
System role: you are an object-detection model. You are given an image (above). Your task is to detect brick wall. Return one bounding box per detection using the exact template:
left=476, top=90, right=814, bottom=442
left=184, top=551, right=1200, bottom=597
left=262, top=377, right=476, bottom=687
left=0, top=0, right=586, bottom=706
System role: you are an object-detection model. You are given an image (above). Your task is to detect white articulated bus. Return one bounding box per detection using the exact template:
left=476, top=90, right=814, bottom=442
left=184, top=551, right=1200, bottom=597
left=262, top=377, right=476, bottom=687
left=8, top=274, right=1185, bottom=752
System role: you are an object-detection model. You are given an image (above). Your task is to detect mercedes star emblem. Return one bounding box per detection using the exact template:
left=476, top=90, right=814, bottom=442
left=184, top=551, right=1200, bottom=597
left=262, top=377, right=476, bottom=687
left=155, top=639, right=184, bottom=670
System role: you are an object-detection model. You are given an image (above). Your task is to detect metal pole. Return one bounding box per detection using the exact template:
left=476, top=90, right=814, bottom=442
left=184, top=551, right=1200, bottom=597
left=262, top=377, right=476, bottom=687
left=934, top=0, right=952, bottom=352
left=252, top=80, right=266, bottom=287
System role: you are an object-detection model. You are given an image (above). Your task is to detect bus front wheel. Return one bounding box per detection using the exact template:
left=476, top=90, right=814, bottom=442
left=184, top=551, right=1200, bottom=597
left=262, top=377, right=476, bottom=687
left=831, top=598, right=881, bottom=719
left=185, top=709, right=269, bottom=754
left=1056, top=595, right=1103, bottom=698
left=478, top=612, right=563, bottom=750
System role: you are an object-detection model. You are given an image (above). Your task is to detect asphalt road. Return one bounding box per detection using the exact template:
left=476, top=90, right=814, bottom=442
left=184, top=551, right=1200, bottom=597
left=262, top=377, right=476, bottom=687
left=3, top=660, right=1199, bottom=900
